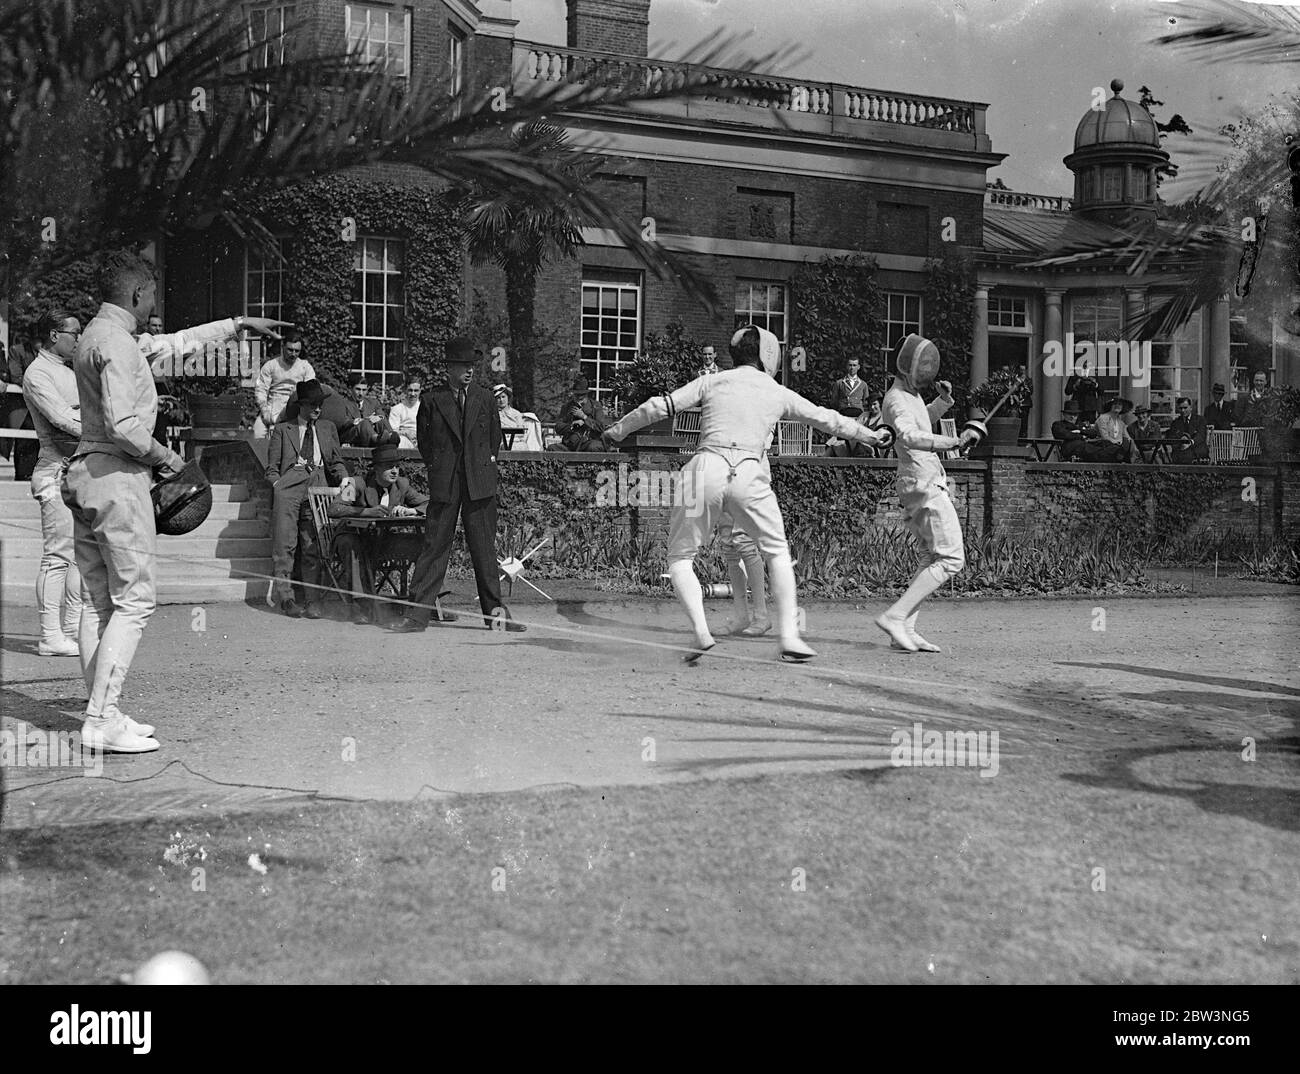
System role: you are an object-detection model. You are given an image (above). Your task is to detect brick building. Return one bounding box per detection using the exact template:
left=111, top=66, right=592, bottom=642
left=148, top=0, right=1291, bottom=431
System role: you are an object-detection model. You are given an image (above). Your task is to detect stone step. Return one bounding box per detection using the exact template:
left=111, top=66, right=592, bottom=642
left=2, top=556, right=272, bottom=589
left=2, top=577, right=267, bottom=607
left=0, top=536, right=272, bottom=560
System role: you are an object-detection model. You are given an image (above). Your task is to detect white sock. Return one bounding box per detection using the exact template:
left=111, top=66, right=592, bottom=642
left=668, top=560, right=714, bottom=648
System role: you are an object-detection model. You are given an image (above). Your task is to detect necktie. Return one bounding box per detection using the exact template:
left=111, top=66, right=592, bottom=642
left=457, top=388, right=466, bottom=411
left=302, top=420, right=316, bottom=472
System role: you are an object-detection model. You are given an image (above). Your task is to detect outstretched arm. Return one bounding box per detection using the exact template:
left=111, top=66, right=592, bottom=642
left=604, top=377, right=709, bottom=441
left=780, top=388, right=885, bottom=445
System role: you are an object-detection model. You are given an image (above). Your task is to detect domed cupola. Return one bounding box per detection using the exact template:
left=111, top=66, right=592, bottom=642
left=1064, top=79, right=1168, bottom=225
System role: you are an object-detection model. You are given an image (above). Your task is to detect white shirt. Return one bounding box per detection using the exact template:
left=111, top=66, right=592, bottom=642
left=607, top=365, right=875, bottom=455
left=882, top=377, right=960, bottom=493
left=23, top=348, right=81, bottom=473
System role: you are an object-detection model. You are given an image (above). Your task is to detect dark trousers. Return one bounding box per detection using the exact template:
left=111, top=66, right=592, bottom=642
left=407, top=464, right=502, bottom=624
left=271, top=468, right=321, bottom=604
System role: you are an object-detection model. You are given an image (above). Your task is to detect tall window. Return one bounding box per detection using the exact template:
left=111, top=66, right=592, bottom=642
left=351, top=236, right=405, bottom=386
left=734, top=280, right=788, bottom=345
left=988, top=296, right=1027, bottom=328
left=345, top=4, right=411, bottom=75
left=1230, top=308, right=1279, bottom=394
left=1101, top=167, right=1123, bottom=201
left=247, top=3, right=296, bottom=138
left=580, top=271, right=642, bottom=403
left=245, top=238, right=288, bottom=323
left=449, top=24, right=467, bottom=96
left=881, top=292, right=922, bottom=362
left=1070, top=293, right=1124, bottom=402
left=1149, top=309, right=1202, bottom=420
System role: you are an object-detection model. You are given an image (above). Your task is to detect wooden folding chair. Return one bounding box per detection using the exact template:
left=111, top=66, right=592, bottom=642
left=307, top=486, right=345, bottom=601
left=1236, top=426, right=1262, bottom=460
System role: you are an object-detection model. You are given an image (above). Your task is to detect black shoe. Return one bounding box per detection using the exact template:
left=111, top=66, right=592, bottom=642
left=350, top=606, right=371, bottom=626
left=388, top=617, right=427, bottom=634
left=281, top=599, right=304, bottom=618
left=303, top=602, right=323, bottom=620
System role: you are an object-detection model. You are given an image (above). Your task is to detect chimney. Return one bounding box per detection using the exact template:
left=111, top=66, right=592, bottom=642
left=565, top=0, right=650, bottom=57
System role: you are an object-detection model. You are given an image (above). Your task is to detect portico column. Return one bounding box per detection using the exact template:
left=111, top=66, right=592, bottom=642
left=1124, top=287, right=1147, bottom=405
left=1041, top=288, right=1065, bottom=436
left=1208, top=293, right=1231, bottom=406
left=971, top=286, right=989, bottom=390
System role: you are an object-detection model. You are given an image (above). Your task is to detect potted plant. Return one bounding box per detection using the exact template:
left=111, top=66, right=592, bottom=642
left=1251, top=385, right=1300, bottom=459
left=967, top=366, right=1027, bottom=449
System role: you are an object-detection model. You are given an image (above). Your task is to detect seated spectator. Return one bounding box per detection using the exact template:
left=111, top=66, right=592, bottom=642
left=493, top=383, right=545, bottom=451
left=254, top=329, right=316, bottom=437
left=1233, top=370, right=1269, bottom=428
left=1052, top=400, right=1124, bottom=462
left=328, top=443, right=428, bottom=625
left=313, top=374, right=397, bottom=447
left=1204, top=382, right=1234, bottom=431
left=1167, top=397, right=1209, bottom=463
left=551, top=375, right=610, bottom=451
left=827, top=391, right=885, bottom=458
left=1094, top=395, right=1141, bottom=463
left=1129, top=403, right=1161, bottom=441
left=388, top=375, right=422, bottom=449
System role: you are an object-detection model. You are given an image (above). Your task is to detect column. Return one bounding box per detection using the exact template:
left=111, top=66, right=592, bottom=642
left=971, top=286, right=989, bottom=389
left=1208, top=293, right=1231, bottom=405
left=1124, top=287, right=1147, bottom=406
left=1041, top=289, right=1065, bottom=437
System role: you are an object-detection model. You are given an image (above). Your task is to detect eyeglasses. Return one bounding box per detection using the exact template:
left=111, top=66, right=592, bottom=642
left=57, top=329, right=81, bottom=338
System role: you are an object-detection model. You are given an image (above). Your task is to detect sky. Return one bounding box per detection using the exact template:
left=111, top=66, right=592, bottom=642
left=512, top=0, right=1299, bottom=200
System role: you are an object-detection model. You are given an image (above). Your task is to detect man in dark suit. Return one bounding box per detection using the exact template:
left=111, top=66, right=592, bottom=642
left=1204, top=382, right=1234, bottom=431
left=1052, top=400, right=1122, bottom=462
left=552, top=375, right=610, bottom=452
left=1065, top=371, right=1100, bottom=422
left=266, top=380, right=348, bottom=618
left=1167, top=396, right=1209, bottom=463
left=390, top=338, right=525, bottom=633
left=329, top=443, right=427, bottom=625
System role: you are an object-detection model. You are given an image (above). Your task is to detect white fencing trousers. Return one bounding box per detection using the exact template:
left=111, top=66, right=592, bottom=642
left=898, top=482, right=965, bottom=578
left=667, top=451, right=787, bottom=564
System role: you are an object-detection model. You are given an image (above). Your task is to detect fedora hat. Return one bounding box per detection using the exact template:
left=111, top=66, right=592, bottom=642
left=444, top=337, right=476, bottom=365
left=295, top=380, right=325, bottom=406
left=371, top=443, right=401, bottom=470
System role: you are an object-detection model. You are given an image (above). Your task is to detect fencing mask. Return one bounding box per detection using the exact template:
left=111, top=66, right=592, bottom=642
left=730, top=324, right=782, bottom=377
left=153, top=460, right=213, bottom=536
left=894, top=333, right=941, bottom=389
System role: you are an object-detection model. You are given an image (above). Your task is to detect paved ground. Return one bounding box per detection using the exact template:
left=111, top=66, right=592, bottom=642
left=2, top=585, right=1296, bottom=830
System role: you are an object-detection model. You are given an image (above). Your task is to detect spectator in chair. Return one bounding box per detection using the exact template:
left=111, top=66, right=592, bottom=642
left=265, top=380, right=348, bottom=619
left=329, top=443, right=428, bottom=625
left=827, top=391, right=885, bottom=458
left=1205, top=382, right=1234, bottom=431
left=552, top=375, right=610, bottom=452
left=1052, top=400, right=1123, bottom=462
left=317, top=375, right=397, bottom=447
left=1129, top=403, right=1161, bottom=441
left=254, top=329, right=315, bottom=437
left=1167, top=397, right=1209, bottom=464
left=389, top=375, right=422, bottom=449
left=1094, top=395, right=1140, bottom=463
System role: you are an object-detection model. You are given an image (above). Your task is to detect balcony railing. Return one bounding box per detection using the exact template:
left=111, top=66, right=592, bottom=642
left=514, top=41, right=985, bottom=137
left=985, top=189, right=1073, bottom=211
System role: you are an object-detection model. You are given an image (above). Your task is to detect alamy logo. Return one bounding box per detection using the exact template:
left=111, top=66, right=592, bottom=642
left=595, top=463, right=704, bottom=517
left=1041, top=333, right=1150, bottom=388
left=50, top=1006, right=151, bottom=1054
left=890, top=721, right=999, bottom=778
left=0, top=728, right=103, bottom=777
left=149, top=338, right=266, bottom=380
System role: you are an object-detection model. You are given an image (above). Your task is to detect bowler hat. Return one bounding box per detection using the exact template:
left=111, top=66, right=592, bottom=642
left=1062, top=400, right=1081, bottom=415
left=371, top=444, right=400, bottom=470
left=444, top=337, right=476, bottom=365
left=296, top=380, right=325, bottom=406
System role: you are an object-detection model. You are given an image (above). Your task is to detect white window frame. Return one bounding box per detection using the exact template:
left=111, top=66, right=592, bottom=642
left=449, top=23, right=467, bottom=97
left=1229, top=308, right=1280, bottom=396
left=734, top=279, right=789, bottom=345
left=1069, top=292, right=1125, bottom=402
left=881, top=291, right=922, bottom=364
left=580, top=270, right=643, bottom=404
left=988, top=295, right=1029, bottom=331
left=345, top=3, right=412, bottom=76
left=351, top=236, right=406, bottom=388
left=1149, top=308, right=1203, bottom=421
left=247, top=3, right=296, bottom=139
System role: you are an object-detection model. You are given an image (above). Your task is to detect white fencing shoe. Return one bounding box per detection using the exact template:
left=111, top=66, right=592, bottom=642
left=81, top=714, right=160, bottom=754
left=38, top=635, right=79, bottom=657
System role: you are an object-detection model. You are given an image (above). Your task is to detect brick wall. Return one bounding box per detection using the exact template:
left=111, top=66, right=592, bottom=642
left=566, top=0, right=650, bottom=57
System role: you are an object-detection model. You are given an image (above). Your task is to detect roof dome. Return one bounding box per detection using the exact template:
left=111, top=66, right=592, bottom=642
left=1073, top=79, right=1160, bottom=150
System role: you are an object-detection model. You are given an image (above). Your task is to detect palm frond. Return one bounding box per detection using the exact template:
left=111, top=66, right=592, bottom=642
left=1155, top=0, right=1300, bottom=64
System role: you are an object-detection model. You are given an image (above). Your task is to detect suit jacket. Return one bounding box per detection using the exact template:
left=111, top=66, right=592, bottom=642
left=1204, top=401, right=1233, bottom=431
left=1065, top=375, right=1100, bottom=411
left=328, top=474, right=429, bottom=517
left=265, top=418, right=348, bottom=486
left=416, top=382, right=501, bottom=503
left=555, top=394, right=610, bottom=446
left=1167, top=414, right=1208, bottom=451
left=831, top=377, right=868, bottom=412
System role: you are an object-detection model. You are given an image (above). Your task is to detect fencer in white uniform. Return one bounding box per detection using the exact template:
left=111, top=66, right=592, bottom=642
left=604, top=325, right=887, bottom=662
left=876, top=334, right=979, bottom=653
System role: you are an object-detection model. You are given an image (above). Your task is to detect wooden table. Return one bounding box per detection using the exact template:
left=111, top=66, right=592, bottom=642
left=1134, top=438, right=1186, bottom=464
